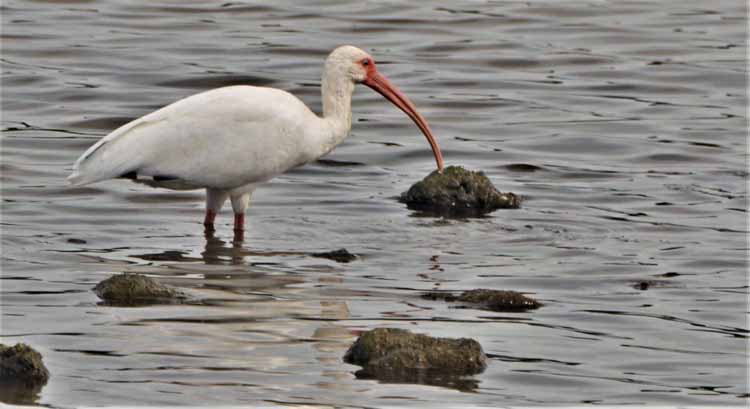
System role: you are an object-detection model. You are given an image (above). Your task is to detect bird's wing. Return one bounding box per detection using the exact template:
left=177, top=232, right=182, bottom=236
left=67, top=86, right=318, bottom=188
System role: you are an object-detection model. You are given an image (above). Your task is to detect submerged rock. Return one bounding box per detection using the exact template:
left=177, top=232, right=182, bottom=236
left=632, top=279, right=676, bottom=291
left=422, top=288, right=541, bottom=312
left=93, top=273, right=185, bottom=306
left=400, top=166, right=520, bottom=216
left=0, top=343, right=49, bottom=405
left=457, top=289, right=541, bottom=311
left=344, top=328, right=486, bottom=390
left=312, top=248, right=357, bottom=263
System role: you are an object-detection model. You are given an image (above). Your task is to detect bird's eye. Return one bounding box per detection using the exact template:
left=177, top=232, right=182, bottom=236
left=361, top=59, right=370, bottom=66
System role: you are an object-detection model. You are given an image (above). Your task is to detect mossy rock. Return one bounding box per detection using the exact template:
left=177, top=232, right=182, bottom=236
left=344, top=328, right=486, bottom=389
left=93, top=273, right=185, bottom=306
left=0, top=343, right=49, bottom=405
left=422, top=288, right=541, bottom=312
left=400, top=166, right=520, bottom=216
left=457, top=289, right=541, bottom=311
left=0, top=343, right=49, bottom=385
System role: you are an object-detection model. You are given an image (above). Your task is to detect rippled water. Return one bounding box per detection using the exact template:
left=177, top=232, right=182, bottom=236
left=1, top=0, right=747, bottom=406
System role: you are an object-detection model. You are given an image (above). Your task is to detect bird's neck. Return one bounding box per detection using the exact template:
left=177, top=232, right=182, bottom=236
left=319, top=71, right=355, bottom=154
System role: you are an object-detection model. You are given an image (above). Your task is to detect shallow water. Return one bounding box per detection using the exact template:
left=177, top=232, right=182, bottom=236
left=1, top=0, right=748, bottom=406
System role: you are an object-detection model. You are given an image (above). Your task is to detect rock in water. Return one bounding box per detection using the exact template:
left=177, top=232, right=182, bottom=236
left=422, top=289, right=541, bottom=312
left=343, top=328, right=486, bottom=390
left=0, top=343, right=49, bottom=384
left=93, top=273, right=184, bottom=306
left=311, top=248, right=357, bottom=263
left=0, top=343, right=49, bottom=405
left=457, top=289, right=541, bottom=311
left=400, top=166, right=520, bottom=216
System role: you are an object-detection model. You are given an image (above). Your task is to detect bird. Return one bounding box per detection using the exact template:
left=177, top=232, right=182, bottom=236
left=67, top=45, right=445, bottom=236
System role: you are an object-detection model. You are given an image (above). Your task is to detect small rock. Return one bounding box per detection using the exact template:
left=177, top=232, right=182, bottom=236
left=312, top=248, right=356, bottom=263
left=422, top=288, right=541, bottom=312
left=458, top=289, right=541, bottom=311
left=67, top=238, right=87, bottom=244
left=631, top=279, right=679, bottom=291
left=93, top=273, right=185, bottom=306
left=0, top=343, right=49, bottom=404
left=344, top=328, right=486, bottom=389
left=420, top=291, right=458, bottom=302
left=400, top=166, right=521, bottom=216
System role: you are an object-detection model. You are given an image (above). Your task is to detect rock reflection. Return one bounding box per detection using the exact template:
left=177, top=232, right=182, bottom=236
left=353, top=368, right=480, bottom=392
left=0, top=380, right=45, bottom=406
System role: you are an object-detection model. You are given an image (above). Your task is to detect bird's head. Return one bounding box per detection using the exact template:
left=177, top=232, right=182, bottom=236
left=326, top=45, right=444, bottom=171
left=326, top=45, right=373, bottom=83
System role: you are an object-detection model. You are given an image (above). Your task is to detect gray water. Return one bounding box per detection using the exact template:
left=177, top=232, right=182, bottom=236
left=1, top=0, right=748, bottom=406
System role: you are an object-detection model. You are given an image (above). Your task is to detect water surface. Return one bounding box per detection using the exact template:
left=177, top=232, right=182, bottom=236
left=1, top=0, right=747, bottom=406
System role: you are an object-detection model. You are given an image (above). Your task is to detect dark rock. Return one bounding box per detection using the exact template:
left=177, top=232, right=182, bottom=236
left=67, top=238, right=87, bottom=244
left=400, top=166, right=521, bottom=216
left=312, top=248, right=356, bottom=263
left=93, top=273, right=185, bottom=306
left=457, top=289, right=541, bottom=312
left=0, top=343, right=49, bottom=405
left=631, top=279, right=679, bottom=291
left=420, top=291, right=458, bottom=302
left=423, top=289, right=541, bottom=312
left=343, top=328, right=486, bottom=390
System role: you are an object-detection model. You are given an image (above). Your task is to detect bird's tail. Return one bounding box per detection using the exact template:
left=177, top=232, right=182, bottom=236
left=66, top=170, right=96, bottom=186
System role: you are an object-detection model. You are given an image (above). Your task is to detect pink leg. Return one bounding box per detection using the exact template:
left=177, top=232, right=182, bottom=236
left=204, top=210, right=217, bottom=229
left=233, top=213, right=245, bottom=242
left=233, top=213, right=245, bottom=232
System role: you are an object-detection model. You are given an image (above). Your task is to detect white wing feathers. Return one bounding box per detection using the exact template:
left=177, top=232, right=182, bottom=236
left=66, top=86, right=320, bottom=189
left=66, top=114, right=165, bottom=186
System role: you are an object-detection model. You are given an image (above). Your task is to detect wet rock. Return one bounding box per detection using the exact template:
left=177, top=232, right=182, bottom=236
left=458, top=289, right=541, bottom=311
left=93, top=273, right=185, bottom=306
left=343, top=328, right=486, bottom=390
left=632, top=279, right=676, bottom=290
left=0, top=343, right=49, bottom=405
left=400, top=166, right=520, bottom=216
left=422, top=289, right=541, bottom=312
left=420, top=291, right=458, bottom=302
left=312, top=248, right=356, bottom=263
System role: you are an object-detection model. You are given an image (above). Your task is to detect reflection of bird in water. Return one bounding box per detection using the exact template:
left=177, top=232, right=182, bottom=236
left=202, top=229, right=245, bottom=265
left=67, top=45, right=444, bottom=240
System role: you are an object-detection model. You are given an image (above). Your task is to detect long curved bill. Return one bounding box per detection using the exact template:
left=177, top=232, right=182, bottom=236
left=363, top=71, right=445, bottom=172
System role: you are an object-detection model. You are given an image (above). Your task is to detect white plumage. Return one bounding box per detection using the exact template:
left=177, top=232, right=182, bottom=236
left=68, top=45, right=444, bottom=234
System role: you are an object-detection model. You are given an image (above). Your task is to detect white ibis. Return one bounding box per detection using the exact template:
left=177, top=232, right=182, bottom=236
left=67, top=45, right=445, bottom=234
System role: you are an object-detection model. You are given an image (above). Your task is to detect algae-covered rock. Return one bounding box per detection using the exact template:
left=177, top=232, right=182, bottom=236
left=0, top=343, right=49, bottom=384
left=94, top=273, right=185, bottom=306
left=400, top=166, right=520, bottom=216
left=422, top=288, right=541, bottom=312
left=312, top=248, right=357, bottom=263
left=457, top=289, right=540, bottom=311
left=0, top=343, right=49, bottom=405
left=344, top=328, right=486, bottom=390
